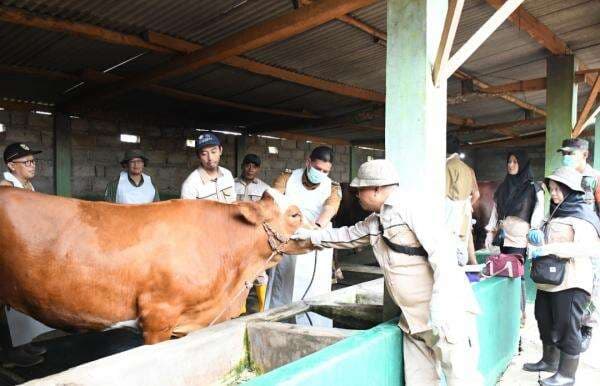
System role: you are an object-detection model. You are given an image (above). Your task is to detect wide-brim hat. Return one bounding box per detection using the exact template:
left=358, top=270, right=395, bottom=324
left=3, top=143, right=42, bottom=164
left=545, top=167, right=584, bottom=193
left=350, top=159, right=400, bottom=188
left=121, top=149, right=148, bottom=164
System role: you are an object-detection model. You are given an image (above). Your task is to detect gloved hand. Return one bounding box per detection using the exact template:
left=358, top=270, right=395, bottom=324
left=290, top=227, right=314, bottom=241
left=527, top=229, right=544, bottom=246
left=484, top=232, right=494, bottom=251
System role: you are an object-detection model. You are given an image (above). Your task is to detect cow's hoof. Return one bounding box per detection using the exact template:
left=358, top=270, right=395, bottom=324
left=0, top=347, right=44, bottom=368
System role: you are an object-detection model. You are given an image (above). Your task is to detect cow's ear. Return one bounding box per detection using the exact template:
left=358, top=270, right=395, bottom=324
left=238, top=202, right=265, bottom=225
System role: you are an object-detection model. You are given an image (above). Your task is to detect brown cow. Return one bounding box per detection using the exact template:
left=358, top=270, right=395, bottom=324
left=0, top=187, right=308, bottom=344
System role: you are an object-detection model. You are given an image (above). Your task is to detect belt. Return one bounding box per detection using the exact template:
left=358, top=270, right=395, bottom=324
left=379, top=222, right=428, bottom=257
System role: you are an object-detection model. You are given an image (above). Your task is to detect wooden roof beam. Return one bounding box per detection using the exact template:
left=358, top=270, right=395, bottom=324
left=71, top=0, right=378, bottom=104
left=0, top=64, right=319, bottom=119
left=573, top=75, right=600, bottom=137
left=0, top=6, right=172, bottom=53
left=485, top=0, right=598, bottom=86
left=145, top=31, right=385, bottom=103
left=433, top=0, right=465, bottom=86
left=453, top=117, right=545, bottom=134
left=443, top=0, right=524, bottom=81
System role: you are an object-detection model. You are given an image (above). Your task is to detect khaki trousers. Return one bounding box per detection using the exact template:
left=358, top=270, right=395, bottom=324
left=403, top=314, right=483, bottom=386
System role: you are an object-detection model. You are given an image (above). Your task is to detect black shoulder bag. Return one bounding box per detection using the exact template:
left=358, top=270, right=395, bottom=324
left=530, top=198, right=569, bottom=286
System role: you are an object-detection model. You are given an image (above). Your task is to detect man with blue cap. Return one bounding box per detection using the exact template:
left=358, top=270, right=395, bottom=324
left=181, top=132, right=235, bottom=203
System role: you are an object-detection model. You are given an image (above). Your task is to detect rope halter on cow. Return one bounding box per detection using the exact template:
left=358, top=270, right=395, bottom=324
left=208, top=222, right=290, bottom=327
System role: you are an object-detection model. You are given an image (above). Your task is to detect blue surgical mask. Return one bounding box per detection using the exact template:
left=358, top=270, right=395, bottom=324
left=307, top=166, right=326, bottom=184
left=562, top=154, right=577, bottom=168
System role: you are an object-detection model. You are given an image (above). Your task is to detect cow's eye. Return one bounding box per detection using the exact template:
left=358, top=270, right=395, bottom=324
left=291, top=213, right=300, bottom=218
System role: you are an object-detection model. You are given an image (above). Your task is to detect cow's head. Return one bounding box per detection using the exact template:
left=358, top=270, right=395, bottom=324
left=236, top=188, right=314, bottom=258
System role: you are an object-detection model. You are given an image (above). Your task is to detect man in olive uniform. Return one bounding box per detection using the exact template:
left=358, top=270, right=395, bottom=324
left=293, top=159, right=482, bottom=386
left=234, top=153, right=270, bottom=312
left=445, top=136, right=480, bottom=266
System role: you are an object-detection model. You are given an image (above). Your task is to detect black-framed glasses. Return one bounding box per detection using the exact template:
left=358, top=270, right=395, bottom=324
left=11, top=159, right=36, bottom=167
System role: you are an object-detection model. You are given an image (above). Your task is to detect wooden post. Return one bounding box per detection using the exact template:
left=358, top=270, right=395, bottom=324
left=545, top=55, right=577, bottom=177
left=595, top=115, right=600, bottom=170
left=384, top=0, right=447, bottom=320
left=53, top=112, right=71, bottom=197
left=235, top=133, right=248, bottom=178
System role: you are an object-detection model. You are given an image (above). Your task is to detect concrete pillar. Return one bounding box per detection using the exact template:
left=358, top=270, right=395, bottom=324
left=545, top=55, right=577, bottom=176
left=384, top=0, right=447, bottom=319
left=53, top=112, right=71, bottom=197
left=595, top=115, right=600, bottom=170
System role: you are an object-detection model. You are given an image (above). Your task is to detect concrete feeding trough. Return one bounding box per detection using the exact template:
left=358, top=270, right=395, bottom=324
left=17, top=279, right=384, bottom=385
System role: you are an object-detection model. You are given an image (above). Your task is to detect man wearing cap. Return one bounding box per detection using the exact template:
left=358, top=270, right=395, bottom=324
left=181, top=132, right=235, bottom=203
left=234, top=154, right=269, bottom=202
left=292, top=159, right=483, bottom=386
left=104, top=149, right=160, bottom=204
left=445, top=135, right=480, bottom=266
left=1, top=142, right=42, bottom=190
left=235, top=153, right=270, bottom=312
left=266, top=146, right=342, bottom=326
left=557, top=138, right=600, bottom=351
left=0, top=143, right=48, bottom=367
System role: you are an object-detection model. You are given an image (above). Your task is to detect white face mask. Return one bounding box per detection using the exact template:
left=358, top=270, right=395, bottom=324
left=306, top=166, right=326, bottom=184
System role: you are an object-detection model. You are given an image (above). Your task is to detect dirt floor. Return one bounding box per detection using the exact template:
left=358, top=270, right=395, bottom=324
left=498, top=304, right=599, bottom=386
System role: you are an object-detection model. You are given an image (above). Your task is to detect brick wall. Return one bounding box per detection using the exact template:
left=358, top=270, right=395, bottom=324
left=0, top=108, right=381, bottom=199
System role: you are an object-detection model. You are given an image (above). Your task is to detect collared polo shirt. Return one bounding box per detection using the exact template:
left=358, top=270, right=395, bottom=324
left=181, top=166, right=235, bottom=203
left=234, top=177, right=270, bottom=202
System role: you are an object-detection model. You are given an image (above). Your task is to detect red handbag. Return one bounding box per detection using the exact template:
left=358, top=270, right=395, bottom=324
left=482, top=253, right=525, bottom=278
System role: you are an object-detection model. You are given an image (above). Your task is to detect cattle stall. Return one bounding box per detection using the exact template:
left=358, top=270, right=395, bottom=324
left=0, top=0, right=599, bottom=385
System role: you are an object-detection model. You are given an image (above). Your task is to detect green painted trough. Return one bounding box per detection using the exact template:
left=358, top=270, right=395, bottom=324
left=248, top=277, right=520, bottom=386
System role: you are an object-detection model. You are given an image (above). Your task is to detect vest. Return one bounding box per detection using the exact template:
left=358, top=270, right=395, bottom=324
left=285, top=168, right=331, bottom=223
left=116, top=171, right=156, bottom=204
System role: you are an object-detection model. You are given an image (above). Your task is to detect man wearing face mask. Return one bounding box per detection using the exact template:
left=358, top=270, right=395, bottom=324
left=266, top=146, right=342, bottom=324
left=558, top=138, right=600, bottom=352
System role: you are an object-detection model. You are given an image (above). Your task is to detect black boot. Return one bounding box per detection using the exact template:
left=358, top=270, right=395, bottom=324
left=540, top=352, right=579, bottom=386
left=580, top=326, right=592, bottom=353
left=524, top=344, right=559, bottom=372
left=0, top=346, right=44, bottom=368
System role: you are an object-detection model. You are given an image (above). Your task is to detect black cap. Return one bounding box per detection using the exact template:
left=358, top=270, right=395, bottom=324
left=242, top=153, right=261, bottom=166
left=3, top=143, right=42, bottom=164
left=557, top=138, right=589, bottom=153
left=121, top=149, right=149, bottom=165
left=195, top=132, right=221, bottom=150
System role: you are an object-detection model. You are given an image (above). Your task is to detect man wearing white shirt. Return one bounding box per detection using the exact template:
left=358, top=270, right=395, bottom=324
left=181, top=132, right=235, bottom=203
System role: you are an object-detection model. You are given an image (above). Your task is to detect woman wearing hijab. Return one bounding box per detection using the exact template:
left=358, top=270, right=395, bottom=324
left=523, top=167, right=600, bottom=386
left=485, top=151, right=544, bottom=322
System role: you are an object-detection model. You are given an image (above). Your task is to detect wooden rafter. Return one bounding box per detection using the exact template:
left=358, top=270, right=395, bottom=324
left=70, top=0, right=378, bottom=104
left=0, top=65, right=320, bottom=119
left=572, top=75, right=600, bottom=137
left=145, top=31, right=385, bottom=103
left=454, top=70, right=546, bottom=116
left=485, top=0, right=598, bottom=86
left=480, top=70, right=597, bottom=94
left=433, top=0, right=465, bottom=86
left=465, top=132, right=546, bottom=148
left=444, top=0, right=525, bottom=80
left=453, top=117, right=545, bottom=134
left=337, top=14, right=387, bottom=43
left=0, top=6, right=171, bottom=53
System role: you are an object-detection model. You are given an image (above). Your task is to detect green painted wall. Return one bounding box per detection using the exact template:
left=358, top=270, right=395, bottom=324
left=53, top=112, right=72, bottom=197
left=248, top=277, right=520, bottom=386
